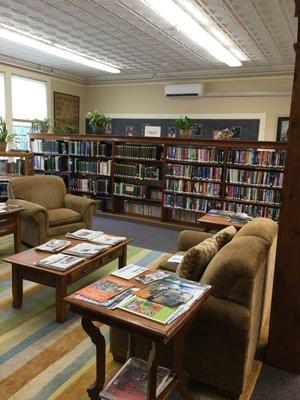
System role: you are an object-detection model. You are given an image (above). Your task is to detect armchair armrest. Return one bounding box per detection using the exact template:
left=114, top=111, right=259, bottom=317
left=178, top=230, right=213, bottom=251
left=7, top=199, right=48, bottom=225
left=64, top=194, right=97, bottom=229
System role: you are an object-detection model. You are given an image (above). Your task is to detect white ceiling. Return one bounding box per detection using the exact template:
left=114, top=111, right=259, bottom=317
left=0, top=0, right=296, bottom=82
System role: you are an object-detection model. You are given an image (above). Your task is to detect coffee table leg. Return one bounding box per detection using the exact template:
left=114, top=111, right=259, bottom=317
left=118, top=245, right=127, bottom=269
left=12, top=264, right=23, bottom=308
left=173, top=330, right=193, bottom=400
left=148, top=341, right=162, bottom=400
left=55, top=277, right=68, bottom=323
left=82, top=317, right=106, bottom=400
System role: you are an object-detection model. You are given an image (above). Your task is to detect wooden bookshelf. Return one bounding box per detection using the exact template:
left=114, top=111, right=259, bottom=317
left=29, top=134, right=287, bottom=225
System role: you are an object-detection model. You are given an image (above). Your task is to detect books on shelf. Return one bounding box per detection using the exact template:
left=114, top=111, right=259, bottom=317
left=66, top=229, right=103, bottom=241
left=114, top=182, right=149, bottom=199
left=0, top=159, right=24, bottom=175
left=135, top=270, right=170, bottom=285
left=115, top=144, right=162, bottom=160
left=35, top=254, right=84, bottom=270
left=63, top=243, right=109, bottom=258
left=167, top=146, right=224, bottom=163
left=124, top=201, right=161, bottom=218
left=165, top=179, right=221, bottom=197
left=228, top=149, right=286, bottom=167
left=76, top=276, right=134, bottom=303
left=70, top=159, right=111, bottom=175
left=164, top=193, right=221, bottom=213
left=226, top=168, right=283, bottom=188
left=68, top=141, right=112, bottom=157
left=224, top=202, right=280, bottom=220
left=114, top=163, right=161, bottom=180
left=35, top=239, right=71, bottom=253
left=70, top=177, right=110, bottom=195
left=99, top=357, right=174, bottom=400
left=166, top=163, right=222, bottom=181
left=225, top=185, right=281, bottom=205
left=111, top=264, right=148, bottom=280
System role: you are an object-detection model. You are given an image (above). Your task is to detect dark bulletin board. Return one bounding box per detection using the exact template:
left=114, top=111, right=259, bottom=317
left=85, top=117, right=260, bottom=141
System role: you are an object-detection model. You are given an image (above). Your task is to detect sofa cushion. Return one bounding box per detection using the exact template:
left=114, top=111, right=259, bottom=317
left=235, top=217, right=277, bottom=245
left=212, top=225, right=237, bottom=249
left=177, top=237, right=219, bottom=281
left=48, top=208, right=82, bottom=227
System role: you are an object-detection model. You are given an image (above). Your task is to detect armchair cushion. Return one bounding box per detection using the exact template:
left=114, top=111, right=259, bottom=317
left=64, top=194, right=97, bottom=229
left=177, top=237, right=219, bottom=281
left=48, top=208, right=82, bottom=227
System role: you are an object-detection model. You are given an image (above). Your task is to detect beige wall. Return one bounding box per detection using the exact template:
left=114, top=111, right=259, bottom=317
left=85, top=76, right=293, bottom=141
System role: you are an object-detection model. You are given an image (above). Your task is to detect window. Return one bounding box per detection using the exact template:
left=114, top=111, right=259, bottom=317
left=11, top=75, right=47, bottom=149
left=0, top=73, right=5, bottom=118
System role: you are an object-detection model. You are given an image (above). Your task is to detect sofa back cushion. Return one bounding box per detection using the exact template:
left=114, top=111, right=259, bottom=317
left=212, top=225, right=237, bottom=248
left=234, top=217, right=277, bottom=245
left=200, top=236, right=269, bottom=307
left=177, top=237, right=219, bottom=281
left=9, top=175, right=66, bottom=210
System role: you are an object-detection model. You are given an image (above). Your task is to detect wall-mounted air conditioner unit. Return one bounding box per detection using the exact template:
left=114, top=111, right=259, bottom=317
left=164, top=83, right=204, bottom=97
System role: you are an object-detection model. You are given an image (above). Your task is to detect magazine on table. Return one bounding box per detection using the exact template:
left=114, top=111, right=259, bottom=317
left=111, top=264, right=147, bottom=280
left=166, top=254, right=184, bottom=263
left=75, top=288, right=139, bottom=309
left=63, top=243, right=109, bottom=258
left=91, top=234, right=127, bottom=246
left=117, top=295, right=182, bottom=324
left=35, top=253, right=84, bottom=270
left=99, top=357, right=174, bottom=400
left=35, top=239, right=71, bottom=253
left=65, top=229, right=103, bottom=241
left=134, top=270, right=170, bottom=285
left=75, top=276, right=134, bottom=303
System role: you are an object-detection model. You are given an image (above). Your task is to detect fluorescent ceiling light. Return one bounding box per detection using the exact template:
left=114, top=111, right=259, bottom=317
left=0, top=26, right=120, bottom=74
left=141, top=0, right=243, bottom=67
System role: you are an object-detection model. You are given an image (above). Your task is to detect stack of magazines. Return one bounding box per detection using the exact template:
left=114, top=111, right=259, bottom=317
left=66, top=229, right=126, bottom=246
left=63, top=243, right=109, bottom=258
left=35, top=254, right=84, bottom=270
left=99, top=357, right=175, bottom=400
left=36, top=239, right=71, bottom=253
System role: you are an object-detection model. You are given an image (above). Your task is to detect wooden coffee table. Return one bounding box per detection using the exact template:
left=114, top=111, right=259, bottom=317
left=4, top=235, right=133, bottom=323
left=65, top=280, right=211, bottom=400
left=0, top=206, right=23, bottom=253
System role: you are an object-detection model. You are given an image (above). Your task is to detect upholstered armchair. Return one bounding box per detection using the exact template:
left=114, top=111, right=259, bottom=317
left=7, top=175, right=97, bottom=247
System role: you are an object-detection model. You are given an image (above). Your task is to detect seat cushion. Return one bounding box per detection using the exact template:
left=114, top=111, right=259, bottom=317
left=212, top=225, right=237, bottom=249
left=159, top=251, right=186, bottom=272
left=177, top=237, right=219, bottom=281
left=48, top=208, right=82, bottom=227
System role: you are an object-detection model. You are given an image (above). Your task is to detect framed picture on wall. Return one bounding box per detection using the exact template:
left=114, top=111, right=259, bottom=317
left=277, top=117, right=289, bottom=142
left=54, top=92, right=80, bottom=131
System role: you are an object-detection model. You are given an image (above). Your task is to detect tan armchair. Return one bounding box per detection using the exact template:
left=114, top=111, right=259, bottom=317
left=7, top=175, right=97, bottom=247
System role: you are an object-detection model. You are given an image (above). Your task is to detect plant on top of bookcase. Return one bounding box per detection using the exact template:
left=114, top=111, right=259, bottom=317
left=0, top=117, right=15, bottom=151
left=86, top=110, right=111, bottom=134
left=30, top=118, right=51, bottom=134
left=175, top=115, right=193, bottom=138
left=53, top=122, right=77, bottom=135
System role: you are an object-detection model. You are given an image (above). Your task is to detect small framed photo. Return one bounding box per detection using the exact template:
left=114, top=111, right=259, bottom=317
left=277, top=117, right=289, bottom=142
left=125, top=125, right=134, bottom=136
left=144, top=125, right=161, bottom=137
left=192, top=124, right=202, bottom=136
left=106, top=122, right=112, bottom=135
left=231, top=126, right=241, bottom=139
left=167, top=127, right=176, bottom=138
left=213, top=130, right=219, bottom=140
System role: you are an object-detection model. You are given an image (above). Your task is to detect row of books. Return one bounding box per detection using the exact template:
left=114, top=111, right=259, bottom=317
left=164, top=193, right=221, bottom=213
left=34, top=155, right=68, bottom=172
left=115, top=144, right=163, bottom=160
left=226, top=185, right=281, bottom=204
left=0, top=159, right=24, bottom=175
left=165, top=164, right=223, bottom=181
left=224, top=203, right=280, bottom=220
left=114, top=182, right=149, bottom=199
left=226, top=168, right=284, bottom=187
left=114, top=163, right=161, bottom=180
left=166, top=146, right=225, bottom=163
left=170, top=208, right=200, bottom=223
left=70, top=159, right=112, bottom=175
left=70, top=178, right=110, bottom=194
left=68, top=141, right=112, bottom=157
left=228, top=149, right=286, bottom=167
left=31, top=139, right=68, bottom=154
left=165, top=179, right=221, bottom=197
left=124, top=200, right=161, bottom=218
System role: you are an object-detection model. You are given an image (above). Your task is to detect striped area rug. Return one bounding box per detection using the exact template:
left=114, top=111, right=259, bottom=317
left=0, top=235, right=262, bottom=400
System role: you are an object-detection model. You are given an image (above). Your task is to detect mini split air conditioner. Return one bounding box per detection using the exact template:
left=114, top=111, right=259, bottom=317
left=164, top=83, right=204, bottom=97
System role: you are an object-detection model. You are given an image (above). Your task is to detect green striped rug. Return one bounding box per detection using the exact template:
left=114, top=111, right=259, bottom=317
left=0, top=235, right=260, bottom=400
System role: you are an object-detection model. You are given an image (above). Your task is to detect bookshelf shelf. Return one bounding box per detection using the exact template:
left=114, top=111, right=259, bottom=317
left=30, top=134, right=287, bottom=223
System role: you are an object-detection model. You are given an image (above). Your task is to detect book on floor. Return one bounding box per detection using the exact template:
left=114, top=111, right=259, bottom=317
left=63, top=242, right=109, bottom=258
left=117, top=295, right=182, bottom=324
left=35, top=253, right=84, bottom=270
left=91, top=234, right=127, bottom=246
left=99, top=357, right=174, bottom=400
left=111, top=264, right=147, bottom=280
left=65, top=229, right=103, bottom=241
left=76, top=276, right=134, bottom=303
left=35, top=239, right=71, bottom=253
left=134, top=270, right=170, bottom=285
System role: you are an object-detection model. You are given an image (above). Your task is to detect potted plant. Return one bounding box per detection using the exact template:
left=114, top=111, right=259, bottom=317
left=86, top=110, right=111, bottom=134
left=30, top=118, right=51, bottom=134
left=175, top=115, right=194, bottom=138
left=53, top=122, right=77, bottom=135
left=0, top=117, right=15, bottom=151
left=217, top=128, right=234, bottom=140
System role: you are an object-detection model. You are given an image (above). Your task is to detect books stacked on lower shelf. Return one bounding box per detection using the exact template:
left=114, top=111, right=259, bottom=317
left=99, top=357, right=175, bottom=400
left=35, top=254, right=84, bottom=270
left=63, top=243, right=109, bottom=258
left=35, top=239, right=71, bottom=253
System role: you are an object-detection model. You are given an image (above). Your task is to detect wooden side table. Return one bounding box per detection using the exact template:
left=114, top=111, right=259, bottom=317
left=65, top=283, right=211, bottom=400
left=0, top=207, right=23, bottom=253
left=197, top=214, right=245, bottom=231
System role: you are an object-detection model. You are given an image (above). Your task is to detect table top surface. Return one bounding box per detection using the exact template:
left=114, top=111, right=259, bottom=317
left=197, top=214, right=245, bottom=229
left=64, top=277, right=211, bottom=342
left=3, top=234, right=133, bottom=276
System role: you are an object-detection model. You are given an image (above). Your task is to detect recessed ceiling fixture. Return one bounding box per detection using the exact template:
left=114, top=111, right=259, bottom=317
left=141, top=0, right=243, bottom=67
left=0, top=25, right=120, bottom=74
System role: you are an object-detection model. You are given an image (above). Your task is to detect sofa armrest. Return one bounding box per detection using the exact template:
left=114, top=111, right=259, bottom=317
left=178, top=230, right=213, bottom=251
left=64, top=194, right=97, bottom=228
left=7, top=199, right=48, bottom=225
